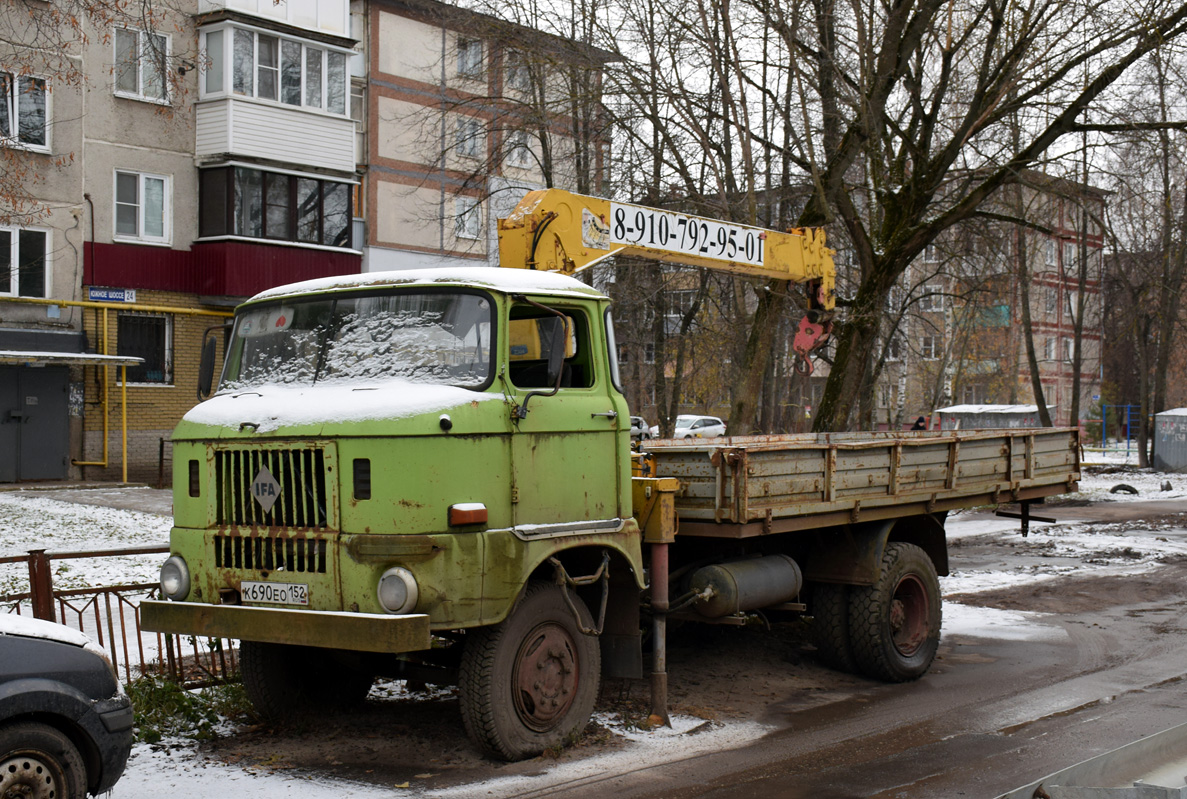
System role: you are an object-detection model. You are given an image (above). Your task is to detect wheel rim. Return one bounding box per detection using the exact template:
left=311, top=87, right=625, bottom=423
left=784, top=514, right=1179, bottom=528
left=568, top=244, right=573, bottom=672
left=512, top=621, right=580, bottom=732
left=0, top=750, right=66, bottom=799
left=888, top=573, right=929, bottom=657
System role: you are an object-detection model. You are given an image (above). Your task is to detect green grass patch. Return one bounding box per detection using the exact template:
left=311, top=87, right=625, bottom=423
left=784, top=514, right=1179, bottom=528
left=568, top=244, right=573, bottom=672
left=127, top=676, right=254, bottom=743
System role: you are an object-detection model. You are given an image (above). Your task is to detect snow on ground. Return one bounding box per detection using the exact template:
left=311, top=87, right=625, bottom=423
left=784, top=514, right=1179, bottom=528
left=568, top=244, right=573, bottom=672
left=1077, top=468, right=1187, bottom=502
left=114, top=743, right=396, bottom=799
left=0, top=492, right=169, bottom=596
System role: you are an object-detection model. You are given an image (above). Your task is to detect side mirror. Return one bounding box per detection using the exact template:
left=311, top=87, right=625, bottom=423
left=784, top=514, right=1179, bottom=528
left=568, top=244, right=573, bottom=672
left=197, top=335, right=217, bottom=400
left=197, top=321, right=232, bottom=401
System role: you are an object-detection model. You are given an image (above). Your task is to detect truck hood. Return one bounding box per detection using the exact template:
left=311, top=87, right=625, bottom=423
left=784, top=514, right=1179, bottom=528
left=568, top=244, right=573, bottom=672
left=178, top=380, right=505, bottom=438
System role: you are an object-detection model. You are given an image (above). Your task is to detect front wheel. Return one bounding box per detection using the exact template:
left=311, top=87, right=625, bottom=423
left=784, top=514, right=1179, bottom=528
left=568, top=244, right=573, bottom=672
left=848, top=542, right=941, bottom=682
left=459, top=582, right=601, bottom=760
left=0, top=721, right=87, bottom=799
left=241, top=641, right=374, bottom=721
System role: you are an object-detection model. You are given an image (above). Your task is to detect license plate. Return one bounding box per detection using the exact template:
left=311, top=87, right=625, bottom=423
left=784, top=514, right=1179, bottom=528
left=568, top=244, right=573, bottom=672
left=240, top=580, right=308, bottom=606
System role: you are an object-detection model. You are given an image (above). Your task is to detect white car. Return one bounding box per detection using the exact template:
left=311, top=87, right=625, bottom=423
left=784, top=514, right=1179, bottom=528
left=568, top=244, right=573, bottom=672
left=629, top=416, right=651, bottom=439
left=652, top=414, right=727, bottom=439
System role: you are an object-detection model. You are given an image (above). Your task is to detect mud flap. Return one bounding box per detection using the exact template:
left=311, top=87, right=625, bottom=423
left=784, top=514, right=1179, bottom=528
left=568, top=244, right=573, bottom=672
left=601, top=569, right=643, bottom=679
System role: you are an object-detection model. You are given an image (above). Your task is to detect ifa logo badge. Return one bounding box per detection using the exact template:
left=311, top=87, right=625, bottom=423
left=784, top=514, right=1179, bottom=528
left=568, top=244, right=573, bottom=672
left=252, top=466, right=282, bottom=513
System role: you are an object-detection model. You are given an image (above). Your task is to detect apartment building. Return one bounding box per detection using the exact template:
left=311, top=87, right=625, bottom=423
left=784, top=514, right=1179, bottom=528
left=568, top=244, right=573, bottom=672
left=1, top=0, right=612, bottom=482
left=356, top=0, right=613, bottom=272
left=1, top=0, right=361, bottom=482
left=874, top=174, right=1106, bottom=429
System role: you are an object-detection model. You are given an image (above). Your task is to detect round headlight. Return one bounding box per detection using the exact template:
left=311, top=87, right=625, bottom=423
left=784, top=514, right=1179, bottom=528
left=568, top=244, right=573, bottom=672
left=160, top=555, right=190, bottom=601
left=377, top=567, right=418, bottom=614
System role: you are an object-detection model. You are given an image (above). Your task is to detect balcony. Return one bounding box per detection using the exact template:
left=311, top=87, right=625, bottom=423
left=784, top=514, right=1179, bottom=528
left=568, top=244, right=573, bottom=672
left=196, top=97, right=356, bottom=174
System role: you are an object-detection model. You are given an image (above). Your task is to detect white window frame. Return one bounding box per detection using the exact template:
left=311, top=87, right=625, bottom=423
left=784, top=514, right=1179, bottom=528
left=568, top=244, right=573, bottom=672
left=921, top=335, right=940, bottom=360
left=0, top=72, right=50, bottom=153
left=643, top=342, right=656, bottom=364
left=455, top=196, right=482, bottom=240
left=113, top=170, right=171, bottom=245
left=886, top=335, right=903, bottom=362
left=1045, top=238, right=1056, bottom=266
left=201, top=24, right=350, bottom=118
left=506, top=129, right=532, bottom=168
left=457, top=38, right=484, bottom=79
left=1045, top=283, right=1057, bottom=313
left=1064, top=338, right=1075, bottom=362
left=505, top=49, right=530, bottom=92
left=114, top=27, right=169, bottom=104
left=1063, top=241, right=1076, bottom=267
left=918, top=284, right=943, bottom=312
left=0, top=225, right=51, bottom=298
left=1045, top=337, right=1056, bottom=361
left=456, top=116, right=483, bottom=158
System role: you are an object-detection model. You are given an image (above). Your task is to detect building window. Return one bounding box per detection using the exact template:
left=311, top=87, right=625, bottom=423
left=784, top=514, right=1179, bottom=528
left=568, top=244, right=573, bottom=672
left=1044, top=337, right=1056, bottom=361
left=458, top=38, right=483, bottom=78
left=115, top=28, right=168, bottom=103
left=1045, top=238, right=1056, bottom=266
left=918, top=284, right=943, bottom=312
left=1044, top=284, right=1057, bottom=313
left=118, top=313, right=173, bottom=384
left=643, top=342, right=656, bottom=364
left=216, top=27, right=348, bottom=115
left=0, top=73, right=47, bottom=150
left=505, top=50, right=530, bottom=92
left=0, top=227, right=48, bottom=298
left=921, top=335, right=940, bottom=360
left=456, top=117, right=483, bottom=158
left=506, top=130, right=532, bottom=168
left=886, top=335, right=903, bottom=361
left=199, top=166, right=352, bottom=247
left=455, top=197, right=481, bottom=240
left=1063, top=241, right=1076, bottom=267
left=1064, top=338, right=1075, bottom=362
left=114, top=171, right=170, bottom=243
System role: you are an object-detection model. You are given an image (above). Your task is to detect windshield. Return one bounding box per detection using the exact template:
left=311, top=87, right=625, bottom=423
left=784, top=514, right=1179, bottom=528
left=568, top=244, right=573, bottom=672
left=221, top=290, right=494, bottom=391
left=674, top=416, right=698, bottom=428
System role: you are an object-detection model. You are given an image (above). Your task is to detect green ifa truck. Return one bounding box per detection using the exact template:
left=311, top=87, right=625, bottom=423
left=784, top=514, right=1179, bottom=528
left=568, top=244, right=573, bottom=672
left=142, top=190, right=1080, bottom=760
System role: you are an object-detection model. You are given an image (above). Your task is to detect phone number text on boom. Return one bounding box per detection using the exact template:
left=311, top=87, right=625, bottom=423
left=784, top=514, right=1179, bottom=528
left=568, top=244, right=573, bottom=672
left=610, top=203, right=766, bottom=267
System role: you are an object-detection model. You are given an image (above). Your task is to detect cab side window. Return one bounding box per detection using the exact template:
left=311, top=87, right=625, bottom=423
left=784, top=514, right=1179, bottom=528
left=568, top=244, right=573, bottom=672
left=508, top=306, right=594, bottom=389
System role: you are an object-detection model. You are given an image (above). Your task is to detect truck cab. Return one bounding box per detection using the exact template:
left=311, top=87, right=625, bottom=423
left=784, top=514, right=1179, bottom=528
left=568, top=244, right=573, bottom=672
left=146, top=267, right=645, bottom=759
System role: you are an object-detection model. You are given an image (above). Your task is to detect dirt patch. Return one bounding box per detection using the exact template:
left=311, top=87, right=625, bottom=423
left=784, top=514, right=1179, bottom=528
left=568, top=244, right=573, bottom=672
left=195, top=622, right=855, bottom=790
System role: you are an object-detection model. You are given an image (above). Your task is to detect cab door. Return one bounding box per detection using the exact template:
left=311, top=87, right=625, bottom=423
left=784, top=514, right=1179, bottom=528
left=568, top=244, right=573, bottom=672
left=507, top=301, right=625, bottom=530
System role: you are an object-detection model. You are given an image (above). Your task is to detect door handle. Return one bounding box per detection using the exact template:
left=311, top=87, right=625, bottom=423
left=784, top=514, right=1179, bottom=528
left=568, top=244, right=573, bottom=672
left=591, top=411, right=618, bottom=419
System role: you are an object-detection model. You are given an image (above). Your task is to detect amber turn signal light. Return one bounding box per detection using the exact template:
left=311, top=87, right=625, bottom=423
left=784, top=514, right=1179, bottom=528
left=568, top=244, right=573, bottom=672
left=448, top=503, right=488, bottom=526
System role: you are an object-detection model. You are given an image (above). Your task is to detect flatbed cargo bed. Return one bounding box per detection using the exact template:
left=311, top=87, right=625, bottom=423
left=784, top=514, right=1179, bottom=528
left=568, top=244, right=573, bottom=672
left=643, top=428, right=1080, bottom=538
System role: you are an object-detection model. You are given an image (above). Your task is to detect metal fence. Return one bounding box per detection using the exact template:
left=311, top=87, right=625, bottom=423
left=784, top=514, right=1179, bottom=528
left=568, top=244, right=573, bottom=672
left=0, top=545, right=238, bottom=687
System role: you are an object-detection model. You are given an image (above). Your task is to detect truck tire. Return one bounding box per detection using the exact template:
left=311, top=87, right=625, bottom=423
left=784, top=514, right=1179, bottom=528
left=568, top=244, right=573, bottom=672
left=848, top=542, right=941, bottom=682
left=0, top=721, right=87, bottom=799
left=459, top=582, right=601, bottom=761
left=240, top=641, right=374, bottom=721
left=810, top=583, right=857, bottom=673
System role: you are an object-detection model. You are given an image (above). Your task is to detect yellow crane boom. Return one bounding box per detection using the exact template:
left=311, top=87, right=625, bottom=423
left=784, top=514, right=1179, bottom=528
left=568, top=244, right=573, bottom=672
left=497, top=188, right=835, bottom=369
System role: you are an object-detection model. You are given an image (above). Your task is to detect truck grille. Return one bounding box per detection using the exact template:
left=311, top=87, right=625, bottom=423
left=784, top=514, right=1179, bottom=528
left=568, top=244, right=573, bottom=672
left=213, top=534, right=328, bottom=574
left=215, top=447, right=330, bottom=529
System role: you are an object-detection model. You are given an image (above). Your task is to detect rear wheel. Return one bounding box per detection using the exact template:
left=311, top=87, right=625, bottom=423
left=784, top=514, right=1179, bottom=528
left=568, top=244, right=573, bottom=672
left=848, top=542, right=941, bottom=682
left=459, top=582, right=601, bottom=760
left=809, top=582, right=857, bottom=673
left=241, top=641, right=374, bottom=721
left=0, top=721, right=87, bottom=799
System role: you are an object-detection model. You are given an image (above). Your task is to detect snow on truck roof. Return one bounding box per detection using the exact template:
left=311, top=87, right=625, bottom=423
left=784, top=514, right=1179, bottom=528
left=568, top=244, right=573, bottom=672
left=250, top=266, right=607, bottom=304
